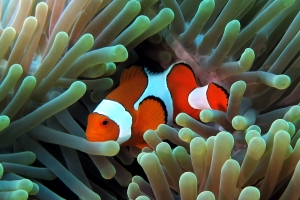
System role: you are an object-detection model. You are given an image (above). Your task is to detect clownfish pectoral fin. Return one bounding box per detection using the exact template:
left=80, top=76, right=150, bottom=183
left=207, top=82, right=229, bottom=112
left=188, top=82, right=229, bottom=112
left=136, top=141, right=151, bottom=149
left=134, top=96, right=167, bottom=135
left=120, top=65, right=147, bottom=85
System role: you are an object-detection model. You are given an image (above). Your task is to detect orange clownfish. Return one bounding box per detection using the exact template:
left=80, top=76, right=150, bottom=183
left=86, top=62, right=228, bottom=149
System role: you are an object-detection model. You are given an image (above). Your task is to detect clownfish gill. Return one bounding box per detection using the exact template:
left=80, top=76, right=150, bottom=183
left=85, top=61, right=229, bottom=149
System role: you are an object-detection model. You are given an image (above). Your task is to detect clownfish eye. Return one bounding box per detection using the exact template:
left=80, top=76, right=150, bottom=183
left=102, top=120, right=108, bottom=126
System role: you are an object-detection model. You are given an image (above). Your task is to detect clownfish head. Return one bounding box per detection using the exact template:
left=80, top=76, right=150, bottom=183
left=86, top=113, right=120, bottom=142
left=85, top=99, right=133, bottom=144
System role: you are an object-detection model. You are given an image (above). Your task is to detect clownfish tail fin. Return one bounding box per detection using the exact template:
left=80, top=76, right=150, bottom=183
left=188, top=82, right=229, bottom=112
left=207, top=82, right=229, bottom=112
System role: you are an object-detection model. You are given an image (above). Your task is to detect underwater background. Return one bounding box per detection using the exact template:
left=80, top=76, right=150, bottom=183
left=0, top=0, right=300, bottom=199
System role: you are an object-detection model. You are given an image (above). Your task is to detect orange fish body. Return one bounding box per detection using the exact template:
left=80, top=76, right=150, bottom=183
left=86, top=62, right=228, bottom=148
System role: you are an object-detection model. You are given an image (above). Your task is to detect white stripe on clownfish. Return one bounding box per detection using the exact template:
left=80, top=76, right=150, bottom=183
left=188, top=85, right=212, bottom=110
left=134, top=64, right=174, bottom=125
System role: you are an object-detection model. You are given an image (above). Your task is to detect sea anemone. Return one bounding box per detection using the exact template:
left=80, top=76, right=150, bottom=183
left=0, top=0, right=299, bottom=199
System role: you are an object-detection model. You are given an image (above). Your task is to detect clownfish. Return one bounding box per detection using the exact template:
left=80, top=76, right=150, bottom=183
left=86, top=62, right=228, bottom=149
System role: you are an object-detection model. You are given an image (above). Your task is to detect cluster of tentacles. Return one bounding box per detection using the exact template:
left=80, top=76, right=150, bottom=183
left=0, top=0, right=299, bottom=199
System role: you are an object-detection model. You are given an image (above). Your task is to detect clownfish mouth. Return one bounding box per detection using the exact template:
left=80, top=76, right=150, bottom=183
left=85, top=133, right=109, bottom=142
left=85, top=124, right=119, bottom=142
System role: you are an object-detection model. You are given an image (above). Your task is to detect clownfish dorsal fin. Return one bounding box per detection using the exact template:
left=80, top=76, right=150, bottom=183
left=120, top=65, right=147, bottom=85
left=167, top=62, right=200, bottom=120
left=134, top=96, right=167, bottom=135
left=207, top=82, right=229, bottom=112
left=167, top=62, right=198, bottom=89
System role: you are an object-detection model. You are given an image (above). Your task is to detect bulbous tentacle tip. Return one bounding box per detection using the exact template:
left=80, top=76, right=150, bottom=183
left=273, top=74, right=291, bottom=90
